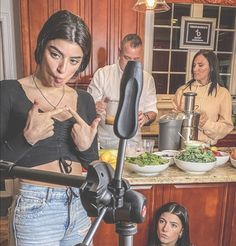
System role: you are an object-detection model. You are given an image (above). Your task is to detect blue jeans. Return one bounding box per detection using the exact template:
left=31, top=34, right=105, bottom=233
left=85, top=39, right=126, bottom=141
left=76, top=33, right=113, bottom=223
left=9, top=183, right=91, bottom=246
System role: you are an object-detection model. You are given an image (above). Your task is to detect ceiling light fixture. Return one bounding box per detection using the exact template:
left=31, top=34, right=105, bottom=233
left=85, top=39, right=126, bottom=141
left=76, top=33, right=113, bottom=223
left=133, top=0, right=170, bottom=13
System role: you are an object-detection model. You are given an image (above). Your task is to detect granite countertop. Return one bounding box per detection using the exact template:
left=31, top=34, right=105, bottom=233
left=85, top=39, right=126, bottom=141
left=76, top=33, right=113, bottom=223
left=123, top=162, right=236, bottom=185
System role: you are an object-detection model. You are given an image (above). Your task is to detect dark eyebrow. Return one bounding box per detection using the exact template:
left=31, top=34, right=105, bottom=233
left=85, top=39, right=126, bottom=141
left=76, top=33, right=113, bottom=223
left=159, top=216, right=180, bottom=226
left=49, top=45, right=83, bottom=59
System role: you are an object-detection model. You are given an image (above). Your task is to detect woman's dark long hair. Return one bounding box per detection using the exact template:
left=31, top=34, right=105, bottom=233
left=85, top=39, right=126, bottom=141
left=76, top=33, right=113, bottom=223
left=148, top=202, right=191, bottom=246
left=185, top=50, right=222, bottom=96
left=34, top=10, right=91, bottom=75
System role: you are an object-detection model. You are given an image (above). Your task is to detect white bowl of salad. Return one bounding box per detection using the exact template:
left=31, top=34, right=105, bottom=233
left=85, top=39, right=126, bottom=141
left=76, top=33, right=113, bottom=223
left=174, top=147, right=217, bottom=174
left=126, top=152, right=170, bottom=176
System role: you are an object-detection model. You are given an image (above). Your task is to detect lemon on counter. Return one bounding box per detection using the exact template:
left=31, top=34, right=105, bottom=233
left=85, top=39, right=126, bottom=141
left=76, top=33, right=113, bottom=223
left=99, top=149, right=118, bottom=169
left=99, top=151, right=113, bottom=163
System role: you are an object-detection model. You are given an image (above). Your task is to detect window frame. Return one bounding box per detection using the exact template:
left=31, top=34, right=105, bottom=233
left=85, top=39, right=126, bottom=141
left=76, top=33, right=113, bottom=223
left=144, top=3, right=236, bottom=96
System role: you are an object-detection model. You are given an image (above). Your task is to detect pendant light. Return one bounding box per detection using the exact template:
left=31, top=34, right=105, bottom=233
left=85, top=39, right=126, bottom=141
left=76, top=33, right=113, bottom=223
left=133, top=0, right=170, bottom=13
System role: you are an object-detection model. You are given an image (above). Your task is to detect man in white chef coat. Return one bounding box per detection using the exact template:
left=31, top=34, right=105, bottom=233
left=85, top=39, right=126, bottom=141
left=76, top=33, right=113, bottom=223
left=87, top=33, right=157, bottom=149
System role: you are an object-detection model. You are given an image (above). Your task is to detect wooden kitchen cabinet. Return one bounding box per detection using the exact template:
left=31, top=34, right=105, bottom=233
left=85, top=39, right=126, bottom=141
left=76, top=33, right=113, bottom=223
left=93, top=183, right=235, bottom=246
left=222, top=183, right=236, bottom=246
left=132, top=185, right=156, bottom=246
left=162, top=183, right=228, bottom=246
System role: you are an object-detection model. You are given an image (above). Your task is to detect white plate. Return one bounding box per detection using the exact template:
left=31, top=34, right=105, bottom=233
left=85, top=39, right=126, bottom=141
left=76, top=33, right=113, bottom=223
left=125, top=161, right=170, bottom=176
left=153, top=150, right=179, bottom=165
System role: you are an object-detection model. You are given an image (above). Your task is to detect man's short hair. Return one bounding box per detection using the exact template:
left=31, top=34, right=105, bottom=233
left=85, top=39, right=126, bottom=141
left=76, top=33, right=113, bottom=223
left=120, top=34, right=142, bottom=51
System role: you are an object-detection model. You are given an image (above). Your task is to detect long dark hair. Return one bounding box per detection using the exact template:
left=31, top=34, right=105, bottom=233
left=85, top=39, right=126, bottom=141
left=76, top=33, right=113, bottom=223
left=148, top=202, right=191, bottom=246
left=34, top=10, right=91, bottom=75
left=185, top=50, right=222, bottom=96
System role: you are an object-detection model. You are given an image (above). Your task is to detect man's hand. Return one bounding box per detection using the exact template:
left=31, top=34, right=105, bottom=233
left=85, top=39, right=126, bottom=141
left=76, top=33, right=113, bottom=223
left=138, top=111, right=147, bottom=127
left=95, top=97, right=109, bottom=117
left=138, top=111, right=157, bottom=127
left=68, top=107, right=101, bottom=151
left=24, top=101, right=67, bottom=145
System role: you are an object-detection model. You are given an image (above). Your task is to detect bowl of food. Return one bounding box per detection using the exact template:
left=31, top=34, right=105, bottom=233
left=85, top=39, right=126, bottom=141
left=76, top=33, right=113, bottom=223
left=174, top=147, right=216, bottom=174
left=153, top=150, right=179, bottom=165
left=212, top=150, right=230, bottom=166
left=125, top=152, right=170, bottom=176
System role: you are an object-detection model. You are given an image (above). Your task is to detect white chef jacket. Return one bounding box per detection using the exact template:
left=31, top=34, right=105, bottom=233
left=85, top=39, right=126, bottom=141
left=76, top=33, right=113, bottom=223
left=88, top=61, right=158, bottom=149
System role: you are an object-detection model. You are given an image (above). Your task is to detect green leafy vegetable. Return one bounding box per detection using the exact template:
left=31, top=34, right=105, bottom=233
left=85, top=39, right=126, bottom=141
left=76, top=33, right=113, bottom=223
left=176, top=147, right=216, bottom=163
left=126, top=152, right=169, bottom=167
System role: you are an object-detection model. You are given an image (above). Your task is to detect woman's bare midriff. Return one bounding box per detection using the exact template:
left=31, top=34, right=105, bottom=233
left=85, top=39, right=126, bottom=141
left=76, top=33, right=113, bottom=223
left=20, top=160, right=83, bottom=188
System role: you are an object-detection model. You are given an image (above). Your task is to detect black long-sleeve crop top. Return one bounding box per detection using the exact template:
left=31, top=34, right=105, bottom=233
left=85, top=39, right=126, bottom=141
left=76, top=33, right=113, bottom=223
left=0, top=80, right=98, bottom=169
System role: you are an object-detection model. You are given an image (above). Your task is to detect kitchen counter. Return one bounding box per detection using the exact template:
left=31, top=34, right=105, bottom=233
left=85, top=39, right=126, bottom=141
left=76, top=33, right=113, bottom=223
left=123, top=162, right=236, bottom=185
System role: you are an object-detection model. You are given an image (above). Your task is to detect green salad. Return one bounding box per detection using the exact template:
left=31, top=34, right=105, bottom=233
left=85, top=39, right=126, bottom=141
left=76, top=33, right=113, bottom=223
left=176, top=147, right=216, bottom=163
left=126, top=152, right=168, bottom=167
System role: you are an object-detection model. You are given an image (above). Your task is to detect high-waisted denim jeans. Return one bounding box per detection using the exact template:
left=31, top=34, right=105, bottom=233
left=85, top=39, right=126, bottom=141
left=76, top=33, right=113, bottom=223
left=8, top=183, right=91, bottom=246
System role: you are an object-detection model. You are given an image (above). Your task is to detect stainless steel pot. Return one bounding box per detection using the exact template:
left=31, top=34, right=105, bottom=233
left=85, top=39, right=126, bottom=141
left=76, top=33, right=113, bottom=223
left=158, top=118, right=183, bottom=151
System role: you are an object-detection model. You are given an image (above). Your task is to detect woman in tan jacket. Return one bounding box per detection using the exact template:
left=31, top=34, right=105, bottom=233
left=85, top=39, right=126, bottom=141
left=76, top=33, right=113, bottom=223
left=173, top=50, right=233, bottom=145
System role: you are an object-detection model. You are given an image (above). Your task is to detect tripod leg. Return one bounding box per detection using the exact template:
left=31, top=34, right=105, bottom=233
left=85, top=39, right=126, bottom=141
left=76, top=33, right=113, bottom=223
left=116, top=222, right=137, bottom=246
left=76, top=207, right=108, bottom=246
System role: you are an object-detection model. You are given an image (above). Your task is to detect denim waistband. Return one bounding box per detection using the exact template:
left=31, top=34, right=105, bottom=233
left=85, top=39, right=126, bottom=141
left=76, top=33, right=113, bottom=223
left=19, top=182, right=80, bottom=200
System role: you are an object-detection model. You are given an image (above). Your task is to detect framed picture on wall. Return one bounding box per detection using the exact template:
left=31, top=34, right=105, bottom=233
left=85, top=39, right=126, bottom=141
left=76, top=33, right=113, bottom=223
left=180, top=16, right=216, bottom=49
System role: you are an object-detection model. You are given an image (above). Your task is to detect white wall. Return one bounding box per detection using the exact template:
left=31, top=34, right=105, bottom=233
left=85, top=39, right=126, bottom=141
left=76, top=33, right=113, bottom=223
left=0, top=0, right=22, bottom=197
left=0, top=0, right=22, bottom=79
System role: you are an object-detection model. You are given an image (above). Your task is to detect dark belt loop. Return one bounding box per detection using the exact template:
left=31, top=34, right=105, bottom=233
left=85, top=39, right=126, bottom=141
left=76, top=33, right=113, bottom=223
left=45, top=187, right=50, bottom=202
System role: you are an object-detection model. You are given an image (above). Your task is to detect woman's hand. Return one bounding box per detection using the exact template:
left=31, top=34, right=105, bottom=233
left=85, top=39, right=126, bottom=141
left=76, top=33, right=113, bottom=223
left=68, top=107, right=101, bottom=151
left=199, top=112, right=208, bottom=127
left=24, top=101, right=67, bottom=145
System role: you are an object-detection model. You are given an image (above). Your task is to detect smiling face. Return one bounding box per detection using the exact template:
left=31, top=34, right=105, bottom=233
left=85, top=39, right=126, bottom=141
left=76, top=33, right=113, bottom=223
left=38, top=39, right=83, bottom=87
left=119, top=41, right=142, bottom=71
left=157, top=212, right=183, bottom=246
left=193, top=54, right=210, bottom=86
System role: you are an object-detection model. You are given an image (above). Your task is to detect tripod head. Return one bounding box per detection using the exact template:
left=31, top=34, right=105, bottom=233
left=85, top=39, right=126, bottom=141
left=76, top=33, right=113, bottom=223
left=80, top=160, right=146, bottom=224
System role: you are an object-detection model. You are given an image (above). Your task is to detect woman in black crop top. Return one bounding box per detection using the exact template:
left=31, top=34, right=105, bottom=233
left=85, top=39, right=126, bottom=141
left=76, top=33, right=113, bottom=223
left=0, top=10, right=100, bottom=245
